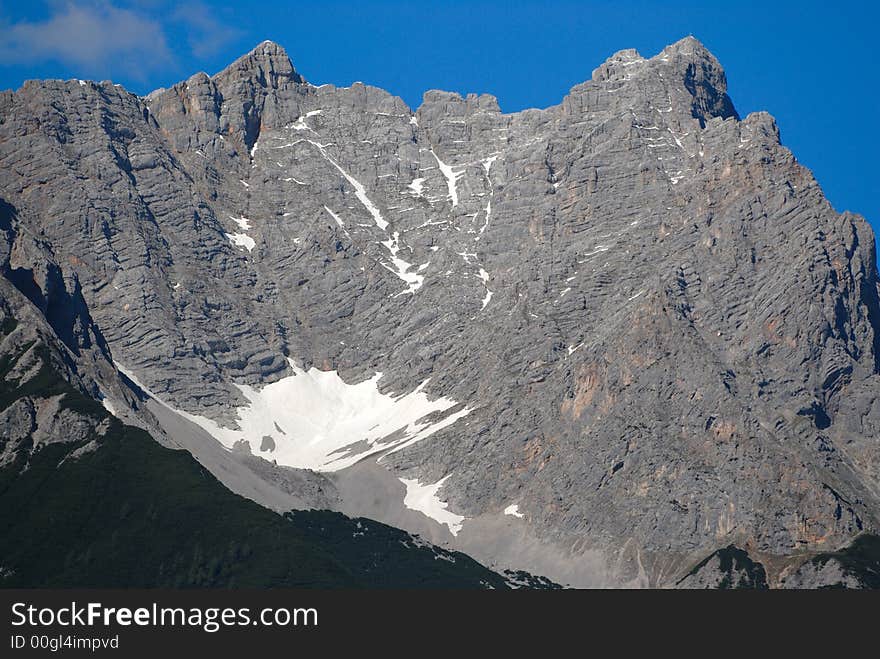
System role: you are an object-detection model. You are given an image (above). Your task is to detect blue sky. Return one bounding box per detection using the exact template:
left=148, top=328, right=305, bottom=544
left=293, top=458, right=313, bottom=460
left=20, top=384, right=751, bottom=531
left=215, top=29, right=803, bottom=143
left=0, top=1, right=876, bottom=234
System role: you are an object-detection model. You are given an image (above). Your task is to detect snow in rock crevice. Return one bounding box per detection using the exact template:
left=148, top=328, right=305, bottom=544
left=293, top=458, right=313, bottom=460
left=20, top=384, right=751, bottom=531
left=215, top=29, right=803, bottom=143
left=323, top=205, right=345, bottom=228
left=430, top=148, right=463, bottom=207
left=476, top=155, right=497, bottom=241
left=478, top=267, right=493, bottom=310
left=304, top=139, right=389, bottom=230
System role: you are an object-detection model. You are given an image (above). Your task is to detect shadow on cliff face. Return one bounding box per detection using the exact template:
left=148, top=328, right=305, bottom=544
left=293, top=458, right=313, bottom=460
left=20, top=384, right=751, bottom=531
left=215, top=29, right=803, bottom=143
left=0, top=197, right=112, bottom=360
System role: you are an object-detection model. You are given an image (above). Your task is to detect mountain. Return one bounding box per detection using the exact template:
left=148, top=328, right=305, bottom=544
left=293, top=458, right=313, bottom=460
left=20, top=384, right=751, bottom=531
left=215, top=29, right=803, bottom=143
left=1, top=36, right=878, bottom=588
left=0, top=277, right=555, bottom=588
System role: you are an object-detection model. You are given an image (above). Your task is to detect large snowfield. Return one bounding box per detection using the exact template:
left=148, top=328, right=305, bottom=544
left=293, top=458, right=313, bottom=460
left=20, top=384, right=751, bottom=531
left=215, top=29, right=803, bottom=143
left=119, top=360, right=471, bottom=473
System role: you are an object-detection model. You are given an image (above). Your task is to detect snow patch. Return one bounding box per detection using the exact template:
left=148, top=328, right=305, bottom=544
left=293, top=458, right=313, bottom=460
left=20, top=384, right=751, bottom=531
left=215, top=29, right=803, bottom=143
left=380, top=231, right=425, bottom=294
left=400, top=475, right=465, bottom=535
left=504, top=504, right=524, bottom=519
left=117, top=361, right=470, bottom=473
left=480, top=289, right=493, bottom=310
left=226, top=232, right=255, bottom=251
left=291, top=110, right=322, bottom=131
left=229, top=215, right=251, bottom=231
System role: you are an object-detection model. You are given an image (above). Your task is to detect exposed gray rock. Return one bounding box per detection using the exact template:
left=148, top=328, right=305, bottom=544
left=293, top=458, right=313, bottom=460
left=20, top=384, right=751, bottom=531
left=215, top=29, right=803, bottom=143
left=1, top=36, right=878, bottom=586
left=781, top=556, right=863, bottom=589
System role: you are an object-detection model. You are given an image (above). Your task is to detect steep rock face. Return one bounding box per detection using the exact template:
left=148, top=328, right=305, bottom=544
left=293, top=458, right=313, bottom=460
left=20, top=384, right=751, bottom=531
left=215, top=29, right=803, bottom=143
left=1, top=37, right=878, bottom=586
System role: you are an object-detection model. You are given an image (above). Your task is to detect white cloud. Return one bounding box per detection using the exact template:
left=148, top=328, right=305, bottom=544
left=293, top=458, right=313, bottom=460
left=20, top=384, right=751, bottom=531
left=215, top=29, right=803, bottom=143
left=172, top=2, right=242, bottom=59
left=0, top=2, right=174, bottom=79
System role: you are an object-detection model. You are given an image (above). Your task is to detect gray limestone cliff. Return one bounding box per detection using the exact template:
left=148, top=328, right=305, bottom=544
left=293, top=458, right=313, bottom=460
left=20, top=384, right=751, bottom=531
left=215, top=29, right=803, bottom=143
left=1, top=36, right=878, bottom=587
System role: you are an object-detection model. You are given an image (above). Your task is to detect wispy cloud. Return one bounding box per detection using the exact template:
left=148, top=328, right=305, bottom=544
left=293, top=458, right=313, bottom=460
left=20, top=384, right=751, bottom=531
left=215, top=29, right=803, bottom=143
left=0, top=1, right=174, bottom=79
left=173, top=2, right=242, bottom=59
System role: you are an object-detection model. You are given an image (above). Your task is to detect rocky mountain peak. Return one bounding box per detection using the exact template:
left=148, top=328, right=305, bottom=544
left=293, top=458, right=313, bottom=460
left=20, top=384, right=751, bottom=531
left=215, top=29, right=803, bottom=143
left=590, top=47, right=645, bottom=82
left=661, top=35, right=716, bottom=61
left=589, top=35, right=737, bottom=126
left=144, top=40, right=308, bottom=159
left=212, top=39, right=304, bottom=88
left=660, top=36, right=738, bottom=124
